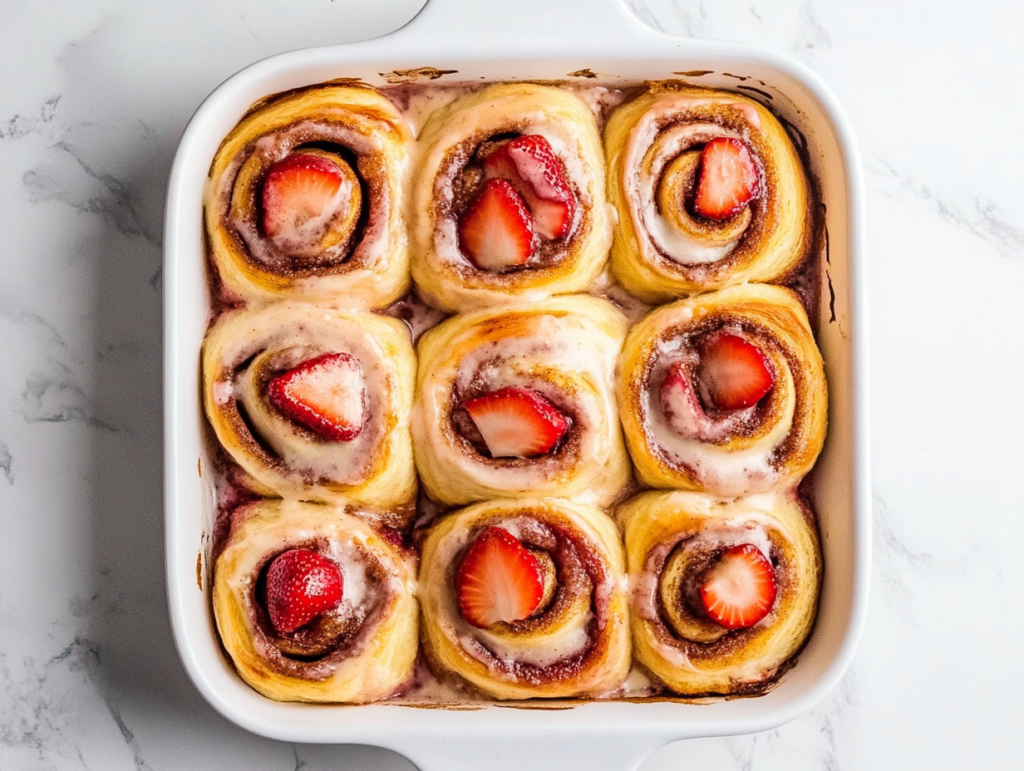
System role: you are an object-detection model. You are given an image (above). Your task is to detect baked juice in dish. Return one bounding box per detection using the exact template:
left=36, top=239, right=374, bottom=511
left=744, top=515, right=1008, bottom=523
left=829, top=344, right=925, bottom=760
left=199, top=78, right=826, bottom=705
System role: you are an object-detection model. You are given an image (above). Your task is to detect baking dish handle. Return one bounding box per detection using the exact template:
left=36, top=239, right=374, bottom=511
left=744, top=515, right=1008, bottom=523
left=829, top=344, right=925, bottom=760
left=387, top=0, right=657, bottom=47
left=396, top=732, right=664, bottom=771
left=365, top=4, right=665, bottom=768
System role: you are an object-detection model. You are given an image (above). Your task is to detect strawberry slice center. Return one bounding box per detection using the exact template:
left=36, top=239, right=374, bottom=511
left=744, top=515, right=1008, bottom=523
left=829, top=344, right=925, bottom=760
left=261, top=152, right=353, bottom=249
left=457, top=178, right=535, bottom=271
left=692, top=137, right=760, bottom=221
left=265, top=548, right=344, bottom=634
left=483, top=134, right=577, bottom=240
left=266, top=352, right=365, bottom=442
left=463, top=386, right=570, bottom=459
left=696, top=332, right=774, bottom=412
left=699, top=544, right=777, bottom=630
left=456, top=527, right=545, bottom=629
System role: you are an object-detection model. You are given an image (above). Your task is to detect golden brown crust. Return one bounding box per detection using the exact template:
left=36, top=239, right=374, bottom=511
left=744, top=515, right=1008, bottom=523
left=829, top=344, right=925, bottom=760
left=410, top=84, right=613, bottom=312
left=605, top=85, right=812, bottom=303
left=202, top=302, right=417, bottom=513
left=213, top=499, right=419, bottom=703
left=618, top=283, right=827, bottom=496
left=411, top=295, right=631, bottom=508
left=418, top=498, right=631, bottom=699
left=204, top=85, right=412, bottom=308
left=199, top=80, right=831, bottom=707
left=620, top=489, right=820, bottom=695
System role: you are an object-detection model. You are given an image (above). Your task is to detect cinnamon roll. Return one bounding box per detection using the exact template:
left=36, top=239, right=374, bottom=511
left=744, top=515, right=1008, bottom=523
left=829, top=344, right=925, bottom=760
left=410, top=83, right=613, bottom=313
left=213, top=498, right=418, bottom=702
left=621, top=489, right=820, bottom=696
left=605, top=84, right=812, bottom=303
left=418, top=498, right=630, bottom=700
left=411, top=295, right=631, bottom=507
left=202, top=302, right=417, bottom=512
left=205, top=85, right=412, bottom=308
left=619, top=283, right=826, bottom=497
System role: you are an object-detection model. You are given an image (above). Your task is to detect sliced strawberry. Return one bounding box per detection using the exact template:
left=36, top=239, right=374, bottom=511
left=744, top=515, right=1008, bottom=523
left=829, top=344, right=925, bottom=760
left=267, top=352, right=365, bottom=441
left=456, top=527, right=545, bottom=628
left=660, top=359, right=701, bottom=435
left=699, top=544, right=777, bottom=630
left=483, top=135, right=577, bottom=240
left=696, top=333, right=774, bottom=412
left=262, top=152, right=346, bottom=242
left=265, top=548, right=344, bottom=634
left=458, top=178, right=535, bottom=271
left=692, top=137, right=760, bottom=221
left=463, top=386, right=570, bottom=459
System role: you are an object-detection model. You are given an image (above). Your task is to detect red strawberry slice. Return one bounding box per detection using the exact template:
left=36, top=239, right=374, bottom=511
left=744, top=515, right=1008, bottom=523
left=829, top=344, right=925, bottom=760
left=699, top=543, right=777, bottom=630
left=267, top=352, right=365, bottom=441
left=692, top=137, right=760, bottom=221
left=660, top=359, right=702, bottom=435
left=458, top=178, right=535, bottom=271
left=463, top=386, right=570, bottom=459
left=265, top=548, right=344, bottom=634
left=456, top=527, right=545, bottom=628
left=483, top=134, right=577, bottom=240
left=261, top=152, right=346, bottom=241
left=696, top=333, right=774, bottom=412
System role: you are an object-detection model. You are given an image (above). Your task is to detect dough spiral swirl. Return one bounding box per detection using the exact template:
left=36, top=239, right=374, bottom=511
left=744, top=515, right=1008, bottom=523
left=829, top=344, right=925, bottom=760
left=411, top=83, right=613, bottom=312
left=204, top=85, right=412, bottom=308
left=202, top=302, right=417, bottom=513
left=411, top=295, right=631, bottom=508
left=619, top=283, right=826, bottom=497
left=419, top=498, right=631, bottom=700
left=621, top=489, right=821, bottom=696
left=213, top=499, right=419, bottom=703
left=605, top=84, right=812, bottom=303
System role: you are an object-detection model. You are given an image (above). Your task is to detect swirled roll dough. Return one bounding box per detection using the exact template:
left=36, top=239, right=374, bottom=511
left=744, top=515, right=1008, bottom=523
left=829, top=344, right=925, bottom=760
left=412, top=295, right=631, bottom=507
left=203, top=302, right=416, bottom=513
left=205, top=85, right=412, bottom=308
left=605, top=84, right=812, bottom=303
left=621, top=489, right=820, bottom=695
left=411, top=83, right=613, bottom=313
left=619, top=283, right=826, bottom=497
left=213, top=499, right=418, bottom=703
left=419, top=498, right=630, bottom=700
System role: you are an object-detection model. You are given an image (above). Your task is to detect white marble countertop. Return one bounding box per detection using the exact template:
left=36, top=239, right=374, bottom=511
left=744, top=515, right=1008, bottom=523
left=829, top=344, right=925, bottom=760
left=2, top=0, right=1022, bottom=768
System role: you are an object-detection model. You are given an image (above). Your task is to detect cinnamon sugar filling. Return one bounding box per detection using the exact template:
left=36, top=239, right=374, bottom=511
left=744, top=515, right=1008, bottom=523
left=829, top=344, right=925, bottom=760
left=447, top=514, right=613, bottom=684
left=643, top=320, right=783, bottom=469
left=220, top=122, right=390, bottom=277
left=632, top=103, right=776, bottom=279
left=434, top=125, right=586, bottom=277
left=644, top=526, right=793, bottom=667
left=247, top=538, right=392, bottom=680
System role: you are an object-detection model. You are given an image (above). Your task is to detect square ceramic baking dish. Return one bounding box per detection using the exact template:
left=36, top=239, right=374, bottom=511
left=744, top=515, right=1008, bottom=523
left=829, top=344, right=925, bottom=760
left=163, top=0, right=870, bottom=768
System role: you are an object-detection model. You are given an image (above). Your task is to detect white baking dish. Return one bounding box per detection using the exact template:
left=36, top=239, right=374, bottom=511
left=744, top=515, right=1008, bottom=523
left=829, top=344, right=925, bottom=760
left=163, top=0, right=870, bottom=768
